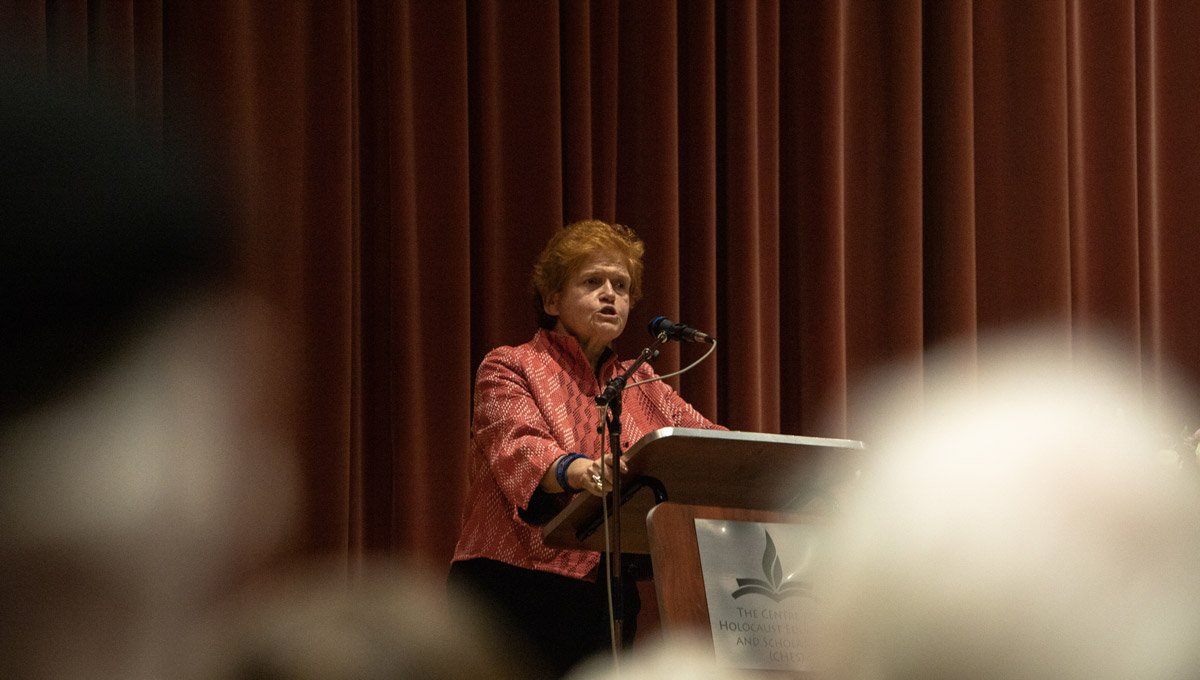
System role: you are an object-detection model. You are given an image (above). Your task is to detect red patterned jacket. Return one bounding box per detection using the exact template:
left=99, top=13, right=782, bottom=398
left=452, top=328, right=724, bottom=579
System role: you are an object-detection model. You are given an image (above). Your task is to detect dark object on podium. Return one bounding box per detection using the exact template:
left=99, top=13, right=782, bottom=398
left=542, top=427, right=865, bottom=554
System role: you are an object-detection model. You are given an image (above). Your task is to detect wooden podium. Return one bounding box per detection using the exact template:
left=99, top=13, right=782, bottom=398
left=542, top=427, right=865, bottom=671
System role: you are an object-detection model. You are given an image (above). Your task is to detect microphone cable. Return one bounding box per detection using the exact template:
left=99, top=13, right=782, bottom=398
left=626, top=337, right=717, bottom=390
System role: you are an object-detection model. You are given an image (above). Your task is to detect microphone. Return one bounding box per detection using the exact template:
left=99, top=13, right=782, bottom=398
left=648, top=316, right=715, bottom=343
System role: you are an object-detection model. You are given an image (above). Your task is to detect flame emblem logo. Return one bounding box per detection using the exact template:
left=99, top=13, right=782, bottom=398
left=731, top=529, right=813, bottom=603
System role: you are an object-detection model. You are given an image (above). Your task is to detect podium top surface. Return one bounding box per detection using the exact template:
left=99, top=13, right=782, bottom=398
left=542, top=427, right=865, bottom=552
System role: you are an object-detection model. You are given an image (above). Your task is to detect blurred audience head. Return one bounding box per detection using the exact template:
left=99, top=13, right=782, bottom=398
left=814, top=330, right=1200, bottom=680
left=565, top=636, right=758, bottom=680
left=189, top=558, right=524, bottom=680
left=0, top=72, right=297, bottom=678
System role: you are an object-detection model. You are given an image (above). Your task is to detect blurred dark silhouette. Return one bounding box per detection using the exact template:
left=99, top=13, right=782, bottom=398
left=0, top=72, right=234, bottom=419
left=0, top=71, right=298, bottom=679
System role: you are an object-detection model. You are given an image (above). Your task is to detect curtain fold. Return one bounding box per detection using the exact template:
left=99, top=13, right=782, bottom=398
left=1067, top=0, right=1142, bottom=382
left=676, top=0, right=722, bottom=419
left=842, top=0, right=926, bottom=431
left=371, top=0, right=473, bottom=560
left=1148, top=1, right=1200, bottom=402
left=4, top=0, right=1200, bottom=572
left=780, top=0, right=850, bottom=436
left=921, top=0, right=978, bottom=357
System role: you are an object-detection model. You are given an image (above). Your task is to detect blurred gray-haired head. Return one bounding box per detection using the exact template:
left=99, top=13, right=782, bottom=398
left=814, top=330, right=1200, bottom=680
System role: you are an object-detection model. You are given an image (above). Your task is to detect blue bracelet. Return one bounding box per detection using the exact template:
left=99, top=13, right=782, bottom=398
left=555, top=453, right=588, bottom=493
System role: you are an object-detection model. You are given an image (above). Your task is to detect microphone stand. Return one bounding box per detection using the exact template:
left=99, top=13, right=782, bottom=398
left=594, top=333, right=666, bottom=650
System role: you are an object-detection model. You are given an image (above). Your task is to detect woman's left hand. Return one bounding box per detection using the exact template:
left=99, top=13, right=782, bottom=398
left=575, top=453, right=627, bottom=496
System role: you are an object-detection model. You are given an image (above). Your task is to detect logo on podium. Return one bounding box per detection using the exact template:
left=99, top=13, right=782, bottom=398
left=731, top=529, right=814, bottom=603
left=695, top=519, right=824, bottom=671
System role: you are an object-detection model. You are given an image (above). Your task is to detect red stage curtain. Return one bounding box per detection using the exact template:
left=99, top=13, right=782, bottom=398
left=4, top=0, right=1199, bottom=576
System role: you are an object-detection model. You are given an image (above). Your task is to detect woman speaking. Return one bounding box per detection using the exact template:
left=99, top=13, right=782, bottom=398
left=448, top=219, right=724, bottom=676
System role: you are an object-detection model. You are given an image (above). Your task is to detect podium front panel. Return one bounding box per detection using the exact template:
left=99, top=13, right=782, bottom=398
left=646, top=503, right=823, bottom=678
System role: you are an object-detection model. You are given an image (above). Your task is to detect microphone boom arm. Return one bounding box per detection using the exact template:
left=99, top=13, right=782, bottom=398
left=595, top=333, right=666, bottom=408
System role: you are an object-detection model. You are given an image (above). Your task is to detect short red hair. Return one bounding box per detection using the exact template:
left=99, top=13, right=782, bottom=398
left=530, top=220, right=645, bottom=329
